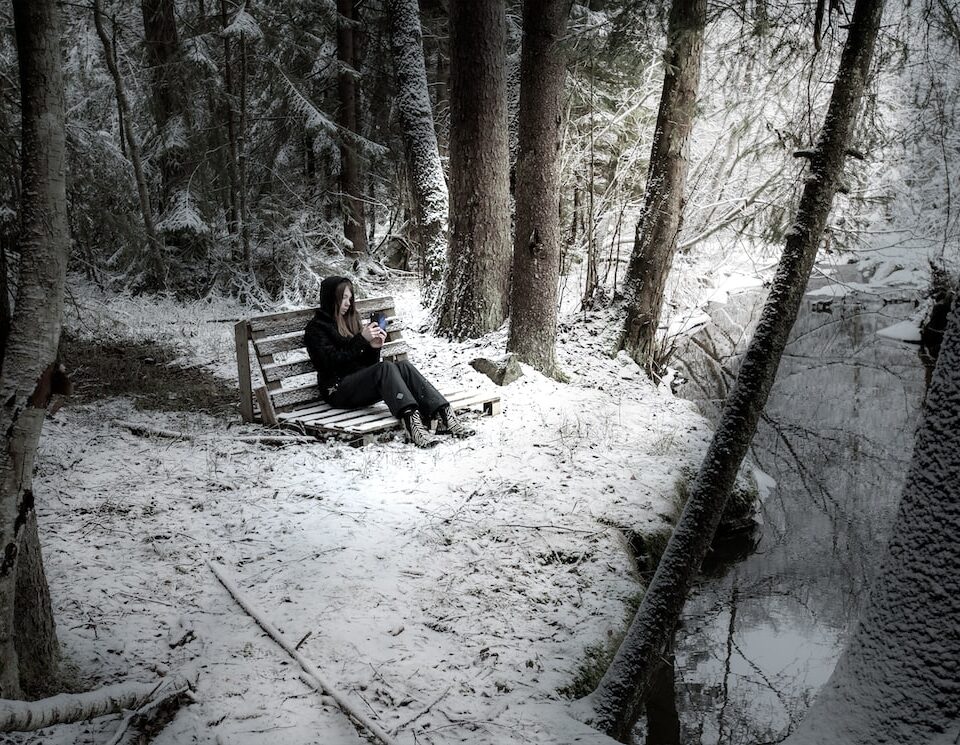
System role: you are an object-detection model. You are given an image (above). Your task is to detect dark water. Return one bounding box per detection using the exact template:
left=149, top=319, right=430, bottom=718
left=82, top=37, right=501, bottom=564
left=657, top=277, right=926, bottom=744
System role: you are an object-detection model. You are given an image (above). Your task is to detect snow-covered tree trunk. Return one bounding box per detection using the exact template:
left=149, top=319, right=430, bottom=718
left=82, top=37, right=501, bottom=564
left=387, top=0, right=448, bottom=302
left=781, top=293, right=960, bottom=744
left=0, top=0, right=68, bottom=697
left=506, top=0, right=573, bottom=376
left=577, top=0, right=885, bottom=738
left=337, top=0, right=368, bottom=257
left=620, top=0, right=706, bottom=375
left=435, top=0, right=511, bottom=339
left=93, top=0, right=163, bottom=276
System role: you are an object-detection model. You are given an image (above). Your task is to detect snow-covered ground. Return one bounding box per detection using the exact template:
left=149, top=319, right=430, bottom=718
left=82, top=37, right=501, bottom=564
left=27, top=277, right=713, bottom=745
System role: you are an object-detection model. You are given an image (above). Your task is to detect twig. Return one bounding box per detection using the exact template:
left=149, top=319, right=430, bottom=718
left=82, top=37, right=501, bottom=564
left=389, top=685, right=452, bottom=736
left=208, top=561, right=401, bottom=745
left=115, top=421, right=193, bottom=441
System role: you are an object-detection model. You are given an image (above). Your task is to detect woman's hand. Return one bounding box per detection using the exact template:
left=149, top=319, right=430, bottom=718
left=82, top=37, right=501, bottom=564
left=361, top=322, right=377, bottom=342
left=370, top=326, right=387, bottom=349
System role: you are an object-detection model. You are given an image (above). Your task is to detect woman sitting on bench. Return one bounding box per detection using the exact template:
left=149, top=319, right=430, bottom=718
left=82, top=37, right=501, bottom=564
left=304, top=275, right=474, bottom=448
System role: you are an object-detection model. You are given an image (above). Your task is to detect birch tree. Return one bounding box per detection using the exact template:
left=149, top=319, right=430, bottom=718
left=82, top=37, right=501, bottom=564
left=387, top=0, right=448, bottom=299
left=435, top=0, right=511, bottom=338
left=507, top=0, right=573, bottom=375
left=619, top=0, right=706, bottom=375
left=1, top=0, right=68, bottom=697
left=577, top=0, right=886, bottom=737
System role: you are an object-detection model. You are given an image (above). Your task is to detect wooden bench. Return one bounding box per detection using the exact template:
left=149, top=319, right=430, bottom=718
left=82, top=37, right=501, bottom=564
left=235, top=296, right=501, bottom=444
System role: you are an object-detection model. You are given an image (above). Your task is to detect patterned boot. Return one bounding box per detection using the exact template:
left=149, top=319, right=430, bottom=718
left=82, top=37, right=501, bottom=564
left=436, top=405, right=476, bottom=438
left=403, top=410, right=440, bottom=448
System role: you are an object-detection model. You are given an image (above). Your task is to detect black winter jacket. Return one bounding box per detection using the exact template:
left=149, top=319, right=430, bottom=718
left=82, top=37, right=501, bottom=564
left=304, top=276, right=379, bottom=394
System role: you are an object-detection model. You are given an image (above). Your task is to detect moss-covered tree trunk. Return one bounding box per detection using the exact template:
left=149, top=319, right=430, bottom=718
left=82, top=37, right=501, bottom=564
left=578, top=0, right=885, bottom=738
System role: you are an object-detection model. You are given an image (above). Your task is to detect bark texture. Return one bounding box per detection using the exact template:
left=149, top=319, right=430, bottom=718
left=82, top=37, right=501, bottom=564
left=337, top=0, right=368, bottom=256
left=387, top=0, right=448, bottom=300
left=620, top=0, right=706, bottom=373
left=1, top=0, right=69, bottom=697
left=506, top=0, right=573, bottom=375
left=782, top=295, right=960, bottom=745
left=435, top=0, right=511, bottom=339
left=579, top=0, right=885, bottom=738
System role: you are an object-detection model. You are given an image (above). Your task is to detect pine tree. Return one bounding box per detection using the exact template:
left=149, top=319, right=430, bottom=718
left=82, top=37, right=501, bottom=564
left=435, top=0, right=511, bottom=338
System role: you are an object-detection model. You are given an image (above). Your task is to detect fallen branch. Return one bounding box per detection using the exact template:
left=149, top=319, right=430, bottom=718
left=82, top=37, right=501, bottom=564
left=105, top=679, right=196, bottom=745
left=115, top=421, right=313, bottom=447
left=0, top=676, right=190, bottom=733
left=233, top=435, right=315, bottom=446
left=115, top=421, right=194, bottom=441
left=208, top=561, right=401, bottom=745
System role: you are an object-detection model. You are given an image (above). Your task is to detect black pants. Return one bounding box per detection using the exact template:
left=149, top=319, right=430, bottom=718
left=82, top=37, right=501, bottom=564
left=326, top=360, right=448, bottom=420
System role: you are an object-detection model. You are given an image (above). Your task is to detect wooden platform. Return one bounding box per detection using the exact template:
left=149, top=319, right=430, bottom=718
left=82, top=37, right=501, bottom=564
left=235, top=295, right=501, bottom=444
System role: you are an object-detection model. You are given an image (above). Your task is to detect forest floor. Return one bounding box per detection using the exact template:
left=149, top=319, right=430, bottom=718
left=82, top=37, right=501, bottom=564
left=26, top=276, right=718, bottom=745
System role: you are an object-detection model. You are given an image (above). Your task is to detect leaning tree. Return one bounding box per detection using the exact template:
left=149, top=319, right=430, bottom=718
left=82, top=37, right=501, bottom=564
left=576, top=0, right=886, bottom=737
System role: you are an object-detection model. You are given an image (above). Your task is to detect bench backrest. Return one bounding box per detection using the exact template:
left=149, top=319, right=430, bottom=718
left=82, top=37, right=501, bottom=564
left=236, top=296, right=408, bottom=424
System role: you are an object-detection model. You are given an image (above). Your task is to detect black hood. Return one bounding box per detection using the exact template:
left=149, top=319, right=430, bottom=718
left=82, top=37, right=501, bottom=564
left=319, top=276, right=350, bottom=316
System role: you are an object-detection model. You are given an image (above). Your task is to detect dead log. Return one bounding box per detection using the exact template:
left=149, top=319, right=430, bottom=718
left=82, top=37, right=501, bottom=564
left=0, top=675, right=190, bottom=732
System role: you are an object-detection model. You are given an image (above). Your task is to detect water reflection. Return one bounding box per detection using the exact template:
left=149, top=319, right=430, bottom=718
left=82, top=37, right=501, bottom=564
left=653, top=279, right=926, bottom=744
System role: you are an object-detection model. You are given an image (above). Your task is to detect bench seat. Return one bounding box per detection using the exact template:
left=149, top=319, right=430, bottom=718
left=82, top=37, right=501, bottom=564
left=235, top=295, right=501, bottom=445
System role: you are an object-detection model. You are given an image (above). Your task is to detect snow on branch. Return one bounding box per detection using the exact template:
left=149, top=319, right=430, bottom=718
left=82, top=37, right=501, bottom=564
left=156, top=190, right=209, bottom=235
left=274, top=62, right=387, bottom=158
left=223, top=6, right=263, bottom=41
left=0, top=676, right=191, bottom=733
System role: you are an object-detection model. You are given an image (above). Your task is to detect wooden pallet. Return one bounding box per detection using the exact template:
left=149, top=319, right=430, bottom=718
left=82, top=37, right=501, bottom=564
left=235, top=295, right=501, bottom=444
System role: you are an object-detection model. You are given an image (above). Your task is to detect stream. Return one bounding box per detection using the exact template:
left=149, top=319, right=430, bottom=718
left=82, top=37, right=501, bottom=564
left=653, top=272, right=927, bottom=744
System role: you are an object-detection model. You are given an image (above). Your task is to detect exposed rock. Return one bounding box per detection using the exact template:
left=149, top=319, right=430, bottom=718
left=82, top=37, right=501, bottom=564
left=470, top=354, right=523, bottom=386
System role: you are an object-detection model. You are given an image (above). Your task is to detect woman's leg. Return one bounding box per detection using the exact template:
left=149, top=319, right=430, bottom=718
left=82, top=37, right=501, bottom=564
left=328, top=363, right=416, bottom=417
left=393, top=361, right=474, bottom=438
left=393, top=360, right=449, bottom=421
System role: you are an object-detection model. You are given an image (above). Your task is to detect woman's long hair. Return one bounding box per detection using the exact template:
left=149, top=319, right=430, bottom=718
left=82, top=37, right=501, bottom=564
left=333, top=280, right=362, bottom=338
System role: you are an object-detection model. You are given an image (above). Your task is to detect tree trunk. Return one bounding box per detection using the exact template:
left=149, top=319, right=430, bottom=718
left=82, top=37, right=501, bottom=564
left=781, top=291, right=960, bottom=743
left=220, top=0, right=241, bottom=261
left=506, top=0, right=572, bottom=375
left=337, top=0, right=368, bottom=257
left=1, top=0, right=69, bottom=697
left=620, top=0, right=706, bottom=375
left=435, top=0, right=511, bottom=339
left=578, top=0, right=885, bottom=738
left=93, top=0, right=163, bottom=276
left=13, top=513, right=57, bottom=696
left=141, top=0, right=186, bottom=210
left=387, top=0, right=449, bottom=303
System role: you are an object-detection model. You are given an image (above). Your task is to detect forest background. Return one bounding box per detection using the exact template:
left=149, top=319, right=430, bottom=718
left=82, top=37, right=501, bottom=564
left=0, top=0, right=958, bottom=744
